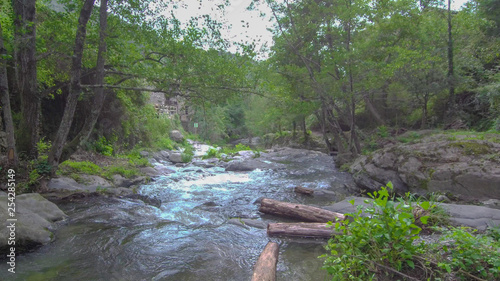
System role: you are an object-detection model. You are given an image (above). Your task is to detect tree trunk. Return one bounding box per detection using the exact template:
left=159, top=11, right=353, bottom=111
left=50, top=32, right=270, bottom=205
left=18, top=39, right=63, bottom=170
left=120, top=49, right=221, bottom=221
left=259, top=198, right=345, bottom=222
left=421, top=94, right=428, bottom=129
left=267, top=222, right=339, bottom=238
left=363, top=93, right=385, bottom=126
left=12, top=0, right=39, bottom=157
left=302, top=116, right=308, bottom=143
left=251, top=242, right=279, bottom=281
left=294, top=186, right=314, bottom=195
left=48, top=0, right=95, bottom=171
left=0, top=22, right=18, bottom=166
left=446, top=0, right=455, bottom=117
left=62, top=0, right=108, bottom=161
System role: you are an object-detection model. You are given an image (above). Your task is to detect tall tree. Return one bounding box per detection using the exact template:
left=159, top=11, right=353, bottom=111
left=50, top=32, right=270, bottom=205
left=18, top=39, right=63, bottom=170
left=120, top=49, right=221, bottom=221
left=0, top=21, right=18, bottom=166
left=62, top=0, right=108, bottom=161
left=48, top=0, right=95, bottom=171
left=12, top=0, right=39, bottom=157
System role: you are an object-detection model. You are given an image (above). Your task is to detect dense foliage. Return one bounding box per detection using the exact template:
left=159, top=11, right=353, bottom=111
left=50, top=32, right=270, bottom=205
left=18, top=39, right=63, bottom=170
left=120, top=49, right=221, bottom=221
left=321, top=182, right=500, bottom=280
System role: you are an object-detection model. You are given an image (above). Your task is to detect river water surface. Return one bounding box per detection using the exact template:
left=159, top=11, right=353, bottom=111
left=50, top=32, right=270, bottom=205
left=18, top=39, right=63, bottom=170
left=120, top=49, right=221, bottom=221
left=2, top=146, right=356, bottom=281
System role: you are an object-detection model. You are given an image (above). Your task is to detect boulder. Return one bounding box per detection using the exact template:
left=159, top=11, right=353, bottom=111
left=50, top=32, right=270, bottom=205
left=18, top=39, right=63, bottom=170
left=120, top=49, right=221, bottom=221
left=139, top=151, right=149, bottom=158
left=140, top=166, right=160, bottom=177
left=152, top=150, right=171, bottom=162
left=112, top=175, right=148, bottom=188
left=225, top=159, right=275, bottom=172
left=350, top=137, right=500, bottom=200
left=169, top=130, right=184, bottom=142
left=0, top=193, right=66, bottom=253
left=168, top=152, right=184, bottom=163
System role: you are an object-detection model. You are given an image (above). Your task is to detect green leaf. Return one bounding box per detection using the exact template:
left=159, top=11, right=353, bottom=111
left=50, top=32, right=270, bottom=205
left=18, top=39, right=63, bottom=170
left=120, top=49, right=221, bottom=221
left=406, top=260, right=415, bottom=269
left=420, top=201, right=430, bottom=210
left=420, top=216, right=429, bottom=225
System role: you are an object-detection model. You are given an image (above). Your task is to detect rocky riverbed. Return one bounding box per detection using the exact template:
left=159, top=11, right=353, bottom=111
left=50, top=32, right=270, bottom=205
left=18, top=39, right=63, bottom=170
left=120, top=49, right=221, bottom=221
left=2, top=138, right=500, bottom=280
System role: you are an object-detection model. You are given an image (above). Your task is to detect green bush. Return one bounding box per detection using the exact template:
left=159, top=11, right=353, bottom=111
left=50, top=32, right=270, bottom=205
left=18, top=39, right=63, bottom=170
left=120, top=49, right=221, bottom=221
left=432, top=227, right=500, bottom=280
left=93, top=136, right=114, bottom=156
left=321, top=182, right=432, bottom=280
left=377, top=125, right=389, bottom=138
left=202, top=147, right=220, bottom=159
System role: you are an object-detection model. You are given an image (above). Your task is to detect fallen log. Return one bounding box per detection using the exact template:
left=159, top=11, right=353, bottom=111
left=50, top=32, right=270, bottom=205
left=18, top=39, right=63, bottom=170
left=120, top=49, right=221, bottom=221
left=251, top=242, right=279, bottom=281
left=259, top=198, right=345, bottom=222
left=267, top=222, right=339, bottom=238
left=294, top=186, right=314, bottom=195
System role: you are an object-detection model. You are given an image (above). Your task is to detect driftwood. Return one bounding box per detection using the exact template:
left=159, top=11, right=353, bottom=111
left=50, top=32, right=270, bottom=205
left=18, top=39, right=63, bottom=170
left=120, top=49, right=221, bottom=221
left=294, top=186, right=314, bottom=195
left=251, top=242, right=279, bottom=281
left=267, top=222, right=339, bottom=238
left=259, top=198, right=345, bottom=222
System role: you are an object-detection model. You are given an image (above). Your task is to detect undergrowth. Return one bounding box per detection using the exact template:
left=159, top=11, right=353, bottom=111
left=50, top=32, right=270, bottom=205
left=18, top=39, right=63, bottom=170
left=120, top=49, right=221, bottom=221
left=320, top=182, right=500, bottom=280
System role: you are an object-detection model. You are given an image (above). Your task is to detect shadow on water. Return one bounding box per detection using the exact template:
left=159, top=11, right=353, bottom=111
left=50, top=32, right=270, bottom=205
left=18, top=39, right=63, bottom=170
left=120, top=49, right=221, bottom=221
left=1, top=148, right=355, bottom=281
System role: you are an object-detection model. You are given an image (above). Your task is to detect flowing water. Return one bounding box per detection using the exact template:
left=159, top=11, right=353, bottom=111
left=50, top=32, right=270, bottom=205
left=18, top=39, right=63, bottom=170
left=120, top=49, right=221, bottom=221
left=2, top=146, right=356, bottom=281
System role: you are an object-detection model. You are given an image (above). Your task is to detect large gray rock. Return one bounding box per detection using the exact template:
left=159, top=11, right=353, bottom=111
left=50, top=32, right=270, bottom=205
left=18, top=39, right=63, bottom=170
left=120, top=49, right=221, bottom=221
left=168, top=152, right=184, bottom=163
left=169, top=130, right=184, bottom=142
left=225, top=159, right=275, bottom=172
left=0, top=193, right=66, bottom=253
left=326, top=196, right=500, bottom=230
left=350, top=137, right=500, bottom=200
left=112, top=175, right=147, bottom=188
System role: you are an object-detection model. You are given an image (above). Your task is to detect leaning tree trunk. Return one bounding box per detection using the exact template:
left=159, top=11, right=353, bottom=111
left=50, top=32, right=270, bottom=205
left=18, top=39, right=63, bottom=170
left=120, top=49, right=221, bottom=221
left=0, top=22, right=18, bottom=166
left=12, top=0, right=39, bottom=157
left=48, top=0, right=95, bottom=172
left=62, top=0, right=108, bottom=161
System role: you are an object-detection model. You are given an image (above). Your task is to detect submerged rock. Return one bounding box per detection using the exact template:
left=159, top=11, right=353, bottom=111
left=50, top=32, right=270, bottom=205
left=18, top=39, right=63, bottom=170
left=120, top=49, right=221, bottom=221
left=0, top=193, right=66, bottom=253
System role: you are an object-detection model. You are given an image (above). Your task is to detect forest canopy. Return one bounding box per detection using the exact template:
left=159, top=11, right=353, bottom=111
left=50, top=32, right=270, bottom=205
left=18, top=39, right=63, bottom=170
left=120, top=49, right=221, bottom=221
left=0, top=0, right=499, bottom=169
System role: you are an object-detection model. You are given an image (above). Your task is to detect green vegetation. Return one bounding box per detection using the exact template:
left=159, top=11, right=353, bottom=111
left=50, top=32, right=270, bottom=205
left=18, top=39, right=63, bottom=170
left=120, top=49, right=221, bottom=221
left=321, top=182, right=500, bottom=280
left=57, top=159, right=143, bottom=182
left=449, top=141, right=491, bottom=155
left=321, top=183, right=435, bottom=280
left=430, top=227, right=500, bottom=280
left=201, top=143, right=259, bottom=160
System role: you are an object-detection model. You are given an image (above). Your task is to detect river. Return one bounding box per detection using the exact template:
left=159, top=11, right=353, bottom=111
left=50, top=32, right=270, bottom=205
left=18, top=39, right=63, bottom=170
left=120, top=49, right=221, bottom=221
left=2, top=146, right=356, bottom=281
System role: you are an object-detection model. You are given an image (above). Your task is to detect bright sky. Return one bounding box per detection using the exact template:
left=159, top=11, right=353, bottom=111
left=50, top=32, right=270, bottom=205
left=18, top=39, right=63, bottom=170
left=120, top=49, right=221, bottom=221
left=168, top=0, right=470, bottom=59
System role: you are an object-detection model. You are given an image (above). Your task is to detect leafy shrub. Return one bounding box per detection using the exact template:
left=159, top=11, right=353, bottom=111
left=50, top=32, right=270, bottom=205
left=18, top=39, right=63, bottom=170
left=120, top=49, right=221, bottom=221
left=93, top=136, right=114, bottom=156
left=35, top=159, right=52, bottom=175
left=321, top=182, right=433, bottom=280
left=154, top=137, right=175, bottom=150
left=432, top=227, right=500, bottom=280
left=377, top=125, right=389, bottom=138
left=202, top=147, right=220, bottom=159
left=181, top=152, right=193, bottom=163
left=36, top=137, right=51, bottom=160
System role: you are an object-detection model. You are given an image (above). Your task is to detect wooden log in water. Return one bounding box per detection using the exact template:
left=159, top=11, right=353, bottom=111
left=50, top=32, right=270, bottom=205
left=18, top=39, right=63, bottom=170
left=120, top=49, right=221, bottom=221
left=251, top=242, right=279, bottom=281
left=267, top=222, right=339, bottom=238
left=259, top=198, right=345, bottom=222
left=294, top=186, right=314, bottom=195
